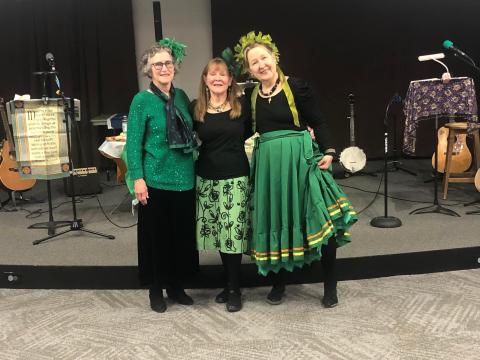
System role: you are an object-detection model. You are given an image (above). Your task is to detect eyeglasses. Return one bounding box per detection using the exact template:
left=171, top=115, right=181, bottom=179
left=151, top=61, right=174, bottom=70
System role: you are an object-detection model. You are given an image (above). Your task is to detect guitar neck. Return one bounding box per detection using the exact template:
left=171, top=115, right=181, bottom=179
left=0, top=99, right=15, bottom=152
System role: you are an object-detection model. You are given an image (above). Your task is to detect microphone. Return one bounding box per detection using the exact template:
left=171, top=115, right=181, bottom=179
left=418, top=53, right=445, bottom=62
left=45, top=52, right=56, bottom=70
left=443, top=40, right=467, bottom=57
left=443, top=40, right=476, bottom=65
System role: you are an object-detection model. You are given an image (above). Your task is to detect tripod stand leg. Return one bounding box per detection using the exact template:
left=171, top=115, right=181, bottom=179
left=79, top=228, right=115, bottom=239
left=410, top=204, right=460, bottom=216
left=410, top=116, right=459, bottom=217
left=464, top=199, right=480, bottom=207
left=33, top=222, right=115, bottom=245
left=33, top=227, right=73, bottom=245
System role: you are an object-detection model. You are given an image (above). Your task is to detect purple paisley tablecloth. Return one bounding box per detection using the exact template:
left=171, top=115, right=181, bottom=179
left=403, top=77, right=478, bottom=154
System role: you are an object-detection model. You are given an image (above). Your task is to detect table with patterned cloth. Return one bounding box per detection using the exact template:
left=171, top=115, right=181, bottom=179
left=403, top=77, right=478, bottom=154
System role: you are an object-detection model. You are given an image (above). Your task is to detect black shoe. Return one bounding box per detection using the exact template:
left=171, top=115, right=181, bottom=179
left=149, top=288, right=167, bottom=313
left=166, top=288, right=194, bottom=305
left=266, top=285, right=286, bottom=305
left=215, top=288, right=229, bottom=304
left=321, top=289, right=338, bottom=308
left=226, top=290, right=242, bottom=312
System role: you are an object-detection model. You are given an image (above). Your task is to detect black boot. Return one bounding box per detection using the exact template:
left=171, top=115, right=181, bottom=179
left=226, top=289, right=242, bottom=312
left=166, top=285, right=194, bottom=305
left=215, top=251, right=230, bottom=304
left=215, top=288, right=229, bottom=304
left=266, top=270, right=286, bottom=305
left=220, top=253, right=243, bottom=310
left=321, top=237, right=338, bottom=308
left=321, top=288, right=338, bottom=308
left=149, top=287, right=167, bottom=313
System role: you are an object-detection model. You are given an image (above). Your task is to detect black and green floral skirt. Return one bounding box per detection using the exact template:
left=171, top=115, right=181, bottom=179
left=195, top=175, right=250, bottom=254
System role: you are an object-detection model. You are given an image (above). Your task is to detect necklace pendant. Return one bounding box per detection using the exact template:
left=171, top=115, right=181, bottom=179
left=268, top=97, right=272, bottom=104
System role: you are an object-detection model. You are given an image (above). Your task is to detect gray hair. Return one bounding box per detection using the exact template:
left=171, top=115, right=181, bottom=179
left=140, top=44, right=180, bottom=78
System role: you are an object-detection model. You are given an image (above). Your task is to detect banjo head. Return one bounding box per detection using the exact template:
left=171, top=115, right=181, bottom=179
left=339, top=146, right=367, bottom=173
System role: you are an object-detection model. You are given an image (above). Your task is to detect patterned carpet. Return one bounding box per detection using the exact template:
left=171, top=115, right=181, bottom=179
left=1, top=269, right=479, bottom=360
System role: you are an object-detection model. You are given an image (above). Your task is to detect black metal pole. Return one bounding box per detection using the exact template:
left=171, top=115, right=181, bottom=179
left=371, top=96, right=402, bottom=228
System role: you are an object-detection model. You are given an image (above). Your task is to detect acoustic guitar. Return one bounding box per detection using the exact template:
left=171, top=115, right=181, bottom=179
left=475, top=168, right=480, bottom=192
left=0, top=98, right=36, bottom=191
left=432, top=126, right=472, bottom=173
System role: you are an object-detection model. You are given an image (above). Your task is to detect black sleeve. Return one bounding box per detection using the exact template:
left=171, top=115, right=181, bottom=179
left=189, top=99, right=199, bottom=131
left=289, top=77, right=336, bottom=154
left=240, top=96, right=254, bottom=140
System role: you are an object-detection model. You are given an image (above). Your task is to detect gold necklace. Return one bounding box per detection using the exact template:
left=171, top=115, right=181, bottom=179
left=208, top=99, right=228, bottom=112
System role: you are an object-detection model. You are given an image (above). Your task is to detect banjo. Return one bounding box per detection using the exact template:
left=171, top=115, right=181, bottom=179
left=339, top=94, right=366, bottom=174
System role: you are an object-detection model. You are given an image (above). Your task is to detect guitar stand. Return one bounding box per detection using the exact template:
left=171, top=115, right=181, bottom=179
left=0, top=189, right=42, bottom=211
left=387, top=160, right=417, bottom=176
left=410, top=115, right=460, bottom=217
left=464, top=199, right=480, bottom=215
left=341, top=169, right=378, bottom=179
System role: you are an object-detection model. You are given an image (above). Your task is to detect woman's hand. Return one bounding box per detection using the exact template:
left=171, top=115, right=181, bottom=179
left=134, top=178, right=149, bottom=205
left=317, top=155, right=333, bottom=170
left=307, top=126, right=316, bottom=141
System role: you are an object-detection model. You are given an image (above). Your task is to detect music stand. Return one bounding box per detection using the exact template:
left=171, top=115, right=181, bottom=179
left=22, top=72, right=72, bottom=234
left=404, top=77, right=478, bottom=216
left=29, top=60, right=114, bottom=244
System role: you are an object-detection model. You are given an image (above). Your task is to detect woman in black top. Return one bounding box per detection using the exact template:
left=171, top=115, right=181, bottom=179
left=236, top=31, right=357, bottom=308
left=192, top=57, right=252, bottom=312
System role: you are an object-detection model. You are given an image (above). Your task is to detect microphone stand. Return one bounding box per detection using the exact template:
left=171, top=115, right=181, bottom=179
left=33, top=58, right=115, bottom=245
left=386, top=113, right=417, bottom=176
left=370, top=95, right=402, bottom=228
left=452, top=53, right=480, bottom=74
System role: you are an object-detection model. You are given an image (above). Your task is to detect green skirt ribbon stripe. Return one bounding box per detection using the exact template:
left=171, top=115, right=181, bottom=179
left=250, top=130, right=357, bottom=276
left=195, top=175, right=250, bottom=254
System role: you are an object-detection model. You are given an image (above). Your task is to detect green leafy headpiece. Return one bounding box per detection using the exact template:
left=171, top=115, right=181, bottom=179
left=220, top=47, right=242, bottom=79
left=158, top=38, right=187, bottom=64
left=234, top=31, right=280, bottom=72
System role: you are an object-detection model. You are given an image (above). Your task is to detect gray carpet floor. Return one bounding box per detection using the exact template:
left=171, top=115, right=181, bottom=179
left=1, top=159, right=479, bottom=267
left=1, top=269, right=479, bottom=359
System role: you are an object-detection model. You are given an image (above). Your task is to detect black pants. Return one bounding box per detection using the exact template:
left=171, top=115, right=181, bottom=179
left=269, top=236, right=337, bottom=291
left=137, top=187, right=199, bottom=288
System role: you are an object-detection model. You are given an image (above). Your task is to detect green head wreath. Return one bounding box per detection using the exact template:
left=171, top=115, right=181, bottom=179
left=158, top=38, right=187, bottom=64
left=220, top=47, right=242, bottom=79
left=233, top=31, right=280, bottom=72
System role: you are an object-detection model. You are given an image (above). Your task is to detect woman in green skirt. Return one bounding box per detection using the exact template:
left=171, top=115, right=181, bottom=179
left=192, top=58, right=252, bottom=312
left=235, top=32, right=357, bottom=307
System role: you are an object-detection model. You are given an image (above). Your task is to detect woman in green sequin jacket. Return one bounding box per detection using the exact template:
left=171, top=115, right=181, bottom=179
left=126, top=41, right=198, bottom=313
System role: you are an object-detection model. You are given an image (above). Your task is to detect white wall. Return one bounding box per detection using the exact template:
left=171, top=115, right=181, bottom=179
left=131, top=0, right=212, bottom=99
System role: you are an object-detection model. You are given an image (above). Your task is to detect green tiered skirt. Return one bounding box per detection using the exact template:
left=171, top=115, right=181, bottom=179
left=250, top=130, right=357, bottom=276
